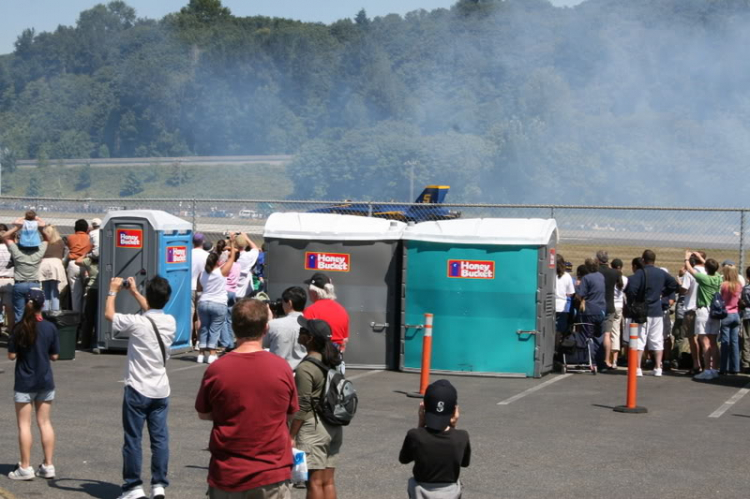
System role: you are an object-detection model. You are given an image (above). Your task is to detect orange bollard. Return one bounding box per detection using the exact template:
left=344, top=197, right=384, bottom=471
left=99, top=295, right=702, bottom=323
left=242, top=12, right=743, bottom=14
left=418, top=313, right=434, bottom=395
left=614, top=323, right=648, bottom=414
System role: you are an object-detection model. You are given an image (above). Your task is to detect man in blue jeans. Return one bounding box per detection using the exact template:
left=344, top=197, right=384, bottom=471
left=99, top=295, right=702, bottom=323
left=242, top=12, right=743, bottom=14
left=2, top=220, right=47, bottom=322
left=105, top=276, right=176, bottom=499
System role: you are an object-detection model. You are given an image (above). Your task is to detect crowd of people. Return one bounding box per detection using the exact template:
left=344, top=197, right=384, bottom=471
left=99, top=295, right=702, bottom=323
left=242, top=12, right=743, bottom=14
left=555, top=248, right=750, bottom=380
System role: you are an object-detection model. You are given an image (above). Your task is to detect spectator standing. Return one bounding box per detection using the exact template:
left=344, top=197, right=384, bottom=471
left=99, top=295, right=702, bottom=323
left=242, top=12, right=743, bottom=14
left=625, top=250, right=678, bottom=377
left=555, top=254, right=575, bottom=335
left=38, top=226, right=66, bottom=313
left=685, top=252, right=723, bottom=380
left=89, top=218, right=101, bottom=257
left=679, top=254, right=704, bottom=374
left=3, top=221, right=47, bottom=324
left=105, top=276, right=176, bottom=499
left=264, top=286, right=308, bottom=370
left=220, top=241, right=242, bottom=352
left=235, top=234, right=260, bottom=298
left=0, top=223, right=15, bottom=332
left=399, top=379, right=471, bottom=499
left=195, top=299, right=298, bottom=499
left=719, top=265, right=742, bottom=374
left=741, top=267, right=750, bottom=373
left=291, top=317, right=343, bottom=499
left=191, top=233, right=209, bottom=349
left=65, top=219, right=92, bottom=313
left=197, top=237, right=236, bottom=364
left=76, top=253, right=99, bottom=350
left=575, top=258, right=607, bottom=370
left=18, top=211, right=44, bottom=249
left=596, top=250, right=620, bottom=369
left=303, top=273, right=349, bottom=361
left=609, top=258, right=628, bottom=368
left=6, top=289, right=58, bottom=481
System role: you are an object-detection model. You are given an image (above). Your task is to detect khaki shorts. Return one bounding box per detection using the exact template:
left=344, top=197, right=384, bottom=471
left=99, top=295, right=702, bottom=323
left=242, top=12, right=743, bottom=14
left=208, top=481, right=290, bottom=499
left=297, top=418, right=342, bottom=470
left=609, top=309, right=624, bottom=350
left=684, top=310, right=697, bottom=338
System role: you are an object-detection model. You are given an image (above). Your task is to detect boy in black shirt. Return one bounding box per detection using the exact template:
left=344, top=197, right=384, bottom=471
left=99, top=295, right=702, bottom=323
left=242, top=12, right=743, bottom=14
left=399, top=380, right=471, bottom=499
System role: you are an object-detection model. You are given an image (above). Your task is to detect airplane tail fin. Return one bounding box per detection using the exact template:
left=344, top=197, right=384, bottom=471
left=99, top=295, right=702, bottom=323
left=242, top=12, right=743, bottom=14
left=415, top=185, right=449, bottom=204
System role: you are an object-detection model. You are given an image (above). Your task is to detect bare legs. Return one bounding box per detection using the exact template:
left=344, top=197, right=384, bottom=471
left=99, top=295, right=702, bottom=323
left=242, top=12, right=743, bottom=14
left=307, top=468, right=337, bottom=499
left=15, top=401, right=55, bottom=468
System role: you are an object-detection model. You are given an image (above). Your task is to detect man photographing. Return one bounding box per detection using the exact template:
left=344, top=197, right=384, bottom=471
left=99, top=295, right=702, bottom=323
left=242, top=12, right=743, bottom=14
left=105, top=276, right=176, bottom=499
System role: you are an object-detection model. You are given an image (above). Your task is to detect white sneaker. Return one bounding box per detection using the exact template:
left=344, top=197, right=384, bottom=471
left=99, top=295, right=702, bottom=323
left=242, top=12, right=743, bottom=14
left=653, top=368, right=663, bottom=377
left=207, top=354, right=218, bottom=364
left=196, top=354, right=204, bottom=364
left=151, top=484, right=166, bottom=499
left=8, top=463, right=34, bottom=480
left=636, top=368, right=643, bottom=377
left=117, top=487, right=147, bottom=499
left=35, top=463, right=55, bottom=478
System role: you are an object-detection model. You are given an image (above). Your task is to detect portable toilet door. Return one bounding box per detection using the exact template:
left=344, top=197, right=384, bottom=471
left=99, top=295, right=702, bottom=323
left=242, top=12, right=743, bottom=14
left=264, top=213, right=406, bottom=370
left=97, top=210, right=192, bottom=352
left=400, top=218, right=557, bottom=378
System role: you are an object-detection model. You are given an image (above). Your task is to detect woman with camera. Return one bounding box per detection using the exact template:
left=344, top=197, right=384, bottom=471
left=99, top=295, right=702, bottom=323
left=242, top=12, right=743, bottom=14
left=196, top=234, right=236, bottom=364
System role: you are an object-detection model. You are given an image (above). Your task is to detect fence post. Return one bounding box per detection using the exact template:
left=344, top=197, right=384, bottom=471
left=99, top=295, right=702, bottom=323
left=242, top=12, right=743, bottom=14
left=367, top=202, right=373, bottom=217
left=191, top=198, right=197, bottom=233
left=741, top=210, right=746, bottom=272
left=550, top=207, right=555, bottom=219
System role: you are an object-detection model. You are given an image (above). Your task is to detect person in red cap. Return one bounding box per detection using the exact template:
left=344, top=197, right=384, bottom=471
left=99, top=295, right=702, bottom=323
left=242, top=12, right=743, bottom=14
left=399, top=379, right=471, bottom=499
left=303, top=273, right=349, bottom=370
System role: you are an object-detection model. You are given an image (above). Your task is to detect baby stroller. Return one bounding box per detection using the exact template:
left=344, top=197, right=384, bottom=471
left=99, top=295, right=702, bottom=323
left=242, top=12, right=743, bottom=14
left=558, top=322, right=597, bottom=375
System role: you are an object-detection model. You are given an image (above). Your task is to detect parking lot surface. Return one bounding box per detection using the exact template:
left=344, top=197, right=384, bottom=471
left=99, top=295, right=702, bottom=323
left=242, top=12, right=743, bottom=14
left=1, top=351, right=750, bottom=499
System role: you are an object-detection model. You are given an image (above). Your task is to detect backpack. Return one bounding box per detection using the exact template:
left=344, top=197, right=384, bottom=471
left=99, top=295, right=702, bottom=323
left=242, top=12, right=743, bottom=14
left=709, top=291, right=728, bottom=320
left=302, top=357, right=358, bottom=426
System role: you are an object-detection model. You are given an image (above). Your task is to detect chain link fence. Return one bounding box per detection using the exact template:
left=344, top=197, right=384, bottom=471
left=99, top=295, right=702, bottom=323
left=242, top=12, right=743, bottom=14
left=0, top=195, right=745, bottom=274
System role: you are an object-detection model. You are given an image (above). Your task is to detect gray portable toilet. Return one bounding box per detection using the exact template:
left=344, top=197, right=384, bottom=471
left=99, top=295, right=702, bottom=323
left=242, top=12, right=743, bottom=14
left=401, top=218, right=558, bottom=377
left=264, top=213, right=406, bottom=369
left=96, top=210, right=193, bottom=352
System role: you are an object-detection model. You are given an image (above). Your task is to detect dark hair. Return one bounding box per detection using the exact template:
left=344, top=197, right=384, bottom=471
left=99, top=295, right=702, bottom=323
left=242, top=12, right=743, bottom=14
left=14, top=299, right=42, bottom=349
left=205, top=252, right=220, bottom=274
left=632, top=257, right=644, bottom=271
left=642, top=249, right=656, bottom=264
left=232, top=298, right=269, bottom=340
left=0, top=223, right=7, bottom=231
left=576, top=264, right=588, bottom=279
left=282, top=286, right=306, bottom=312
left=705, top=258, right=719, bottom=275
left=215, top=239, right=227, bottom=254
left=746, top=266, right=750, bottom=281
left=74, top=219, right=89, bottom=232
left=584, top=258, right=598, bottom=273
left=145, top=276, right=171, bottom=309
left=25, top=210, right=36, bottom=220
left=301, top=328, right=342, bottom=368
left=555, top=254, right=566, bottom=278
left=611, top=258, right=624, bottom=289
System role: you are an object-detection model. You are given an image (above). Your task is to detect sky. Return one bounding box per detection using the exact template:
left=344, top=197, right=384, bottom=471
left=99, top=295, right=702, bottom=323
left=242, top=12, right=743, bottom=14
left=0, top=0, right=584, bottom=55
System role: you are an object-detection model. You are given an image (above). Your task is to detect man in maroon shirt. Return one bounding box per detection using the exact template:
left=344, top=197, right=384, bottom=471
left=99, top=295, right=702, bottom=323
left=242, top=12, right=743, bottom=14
left=303, top=273, right=349, bottom=354
left=195, top=299, right=298, bottom=498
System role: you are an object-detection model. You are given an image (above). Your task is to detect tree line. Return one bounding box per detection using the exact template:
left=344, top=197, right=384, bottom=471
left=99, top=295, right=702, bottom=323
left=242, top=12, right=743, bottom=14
left=1, top=0, right=750, bottom=204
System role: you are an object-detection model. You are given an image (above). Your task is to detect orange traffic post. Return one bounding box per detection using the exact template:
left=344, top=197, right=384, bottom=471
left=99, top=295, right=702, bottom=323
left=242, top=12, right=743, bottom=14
left=614, top=322, right=648, bottom=414
left=406, top=313, right=434, bottom=399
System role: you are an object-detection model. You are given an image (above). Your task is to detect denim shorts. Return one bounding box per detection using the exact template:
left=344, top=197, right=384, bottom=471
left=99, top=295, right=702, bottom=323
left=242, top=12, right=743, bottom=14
left=14, top=389, right=55, bottom=403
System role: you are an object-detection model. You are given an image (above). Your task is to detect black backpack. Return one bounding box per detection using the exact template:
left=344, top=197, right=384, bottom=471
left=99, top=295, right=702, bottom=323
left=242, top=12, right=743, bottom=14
left=709, top=291, right=728, bottom=320
left=302, top=357, right=358, bottom=426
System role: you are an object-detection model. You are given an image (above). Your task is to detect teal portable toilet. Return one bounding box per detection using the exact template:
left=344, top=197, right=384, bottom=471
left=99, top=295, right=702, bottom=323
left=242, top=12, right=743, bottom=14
left=401, top=218, right=558, bottom=378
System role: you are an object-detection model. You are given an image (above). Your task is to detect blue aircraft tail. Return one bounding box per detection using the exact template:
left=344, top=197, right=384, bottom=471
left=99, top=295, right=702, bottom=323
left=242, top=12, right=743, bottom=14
left=414, top=185, right=450, bottom=204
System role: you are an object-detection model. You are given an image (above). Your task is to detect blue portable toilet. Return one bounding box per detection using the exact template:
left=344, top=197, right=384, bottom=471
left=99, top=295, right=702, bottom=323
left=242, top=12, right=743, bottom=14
left=401, top=218, right=558, bottom=377
left=97, top=210, right=193, bottom=352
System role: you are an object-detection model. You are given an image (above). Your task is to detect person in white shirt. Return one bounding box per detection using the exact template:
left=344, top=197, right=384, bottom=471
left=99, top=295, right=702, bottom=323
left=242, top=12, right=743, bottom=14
left=234, top=232, right=260, bottom=298
left=105, top=275, right=176, bottom=499
left=89, top=218, right=101, bottom=257
left=196, top=236, right=236, bottom=364
left=680, top=254, right=703, bottom=374
left=608, top=259, right=629, bottom=368
left=555, top=254, right=575, bottom=336
left=264, top=286, right=308, bottom=370
left=191, top=233, right=209, bottom=349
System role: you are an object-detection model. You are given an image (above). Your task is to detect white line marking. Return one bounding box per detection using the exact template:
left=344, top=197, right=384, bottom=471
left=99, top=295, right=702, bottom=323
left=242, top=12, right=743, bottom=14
left=347, top=370, right=383, bottom=381
left=497, top=374, right=572, bottom=405
left=170, top=363, right=207, bottom=373
left=709, top=382, right=750, bottom=418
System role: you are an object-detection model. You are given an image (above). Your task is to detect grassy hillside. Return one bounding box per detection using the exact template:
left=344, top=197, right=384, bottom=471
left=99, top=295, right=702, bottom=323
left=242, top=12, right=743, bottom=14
left=2, top=162, right=293, bottom=199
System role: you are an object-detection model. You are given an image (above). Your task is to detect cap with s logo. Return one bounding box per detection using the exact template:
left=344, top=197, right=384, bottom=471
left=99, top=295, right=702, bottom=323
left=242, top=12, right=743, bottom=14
left=423, top=379, right=457, bottom=431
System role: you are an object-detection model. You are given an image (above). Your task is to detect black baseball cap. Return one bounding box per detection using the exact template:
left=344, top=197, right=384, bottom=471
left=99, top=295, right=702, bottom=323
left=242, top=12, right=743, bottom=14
left=423, top=379, right=457, bottom=431
left=304, top=272, right=331, bottom=289
left=26, top=288, right=45, bottom=308
left=297, top=316, right=332, bottom=340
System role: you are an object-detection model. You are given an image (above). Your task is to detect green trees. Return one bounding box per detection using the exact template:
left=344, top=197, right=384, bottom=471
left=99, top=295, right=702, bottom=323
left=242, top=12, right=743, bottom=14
left=120, top=171, right=143, bottom=196
left=1, top=0, right=749, bottom=204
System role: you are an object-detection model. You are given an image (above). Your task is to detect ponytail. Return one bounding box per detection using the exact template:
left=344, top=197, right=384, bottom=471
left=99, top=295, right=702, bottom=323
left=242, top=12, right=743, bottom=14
left=307, top=334, right=343, bottom=368
left=205, top=252, right=219, bottom=274
left=15, top=301, right=39, bottom=349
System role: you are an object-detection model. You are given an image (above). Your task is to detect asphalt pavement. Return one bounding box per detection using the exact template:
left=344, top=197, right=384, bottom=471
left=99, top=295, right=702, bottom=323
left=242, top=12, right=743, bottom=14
left=1, top=351, right=750, bottom=498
